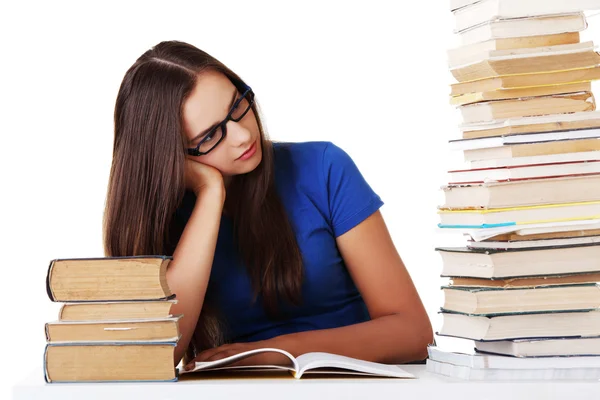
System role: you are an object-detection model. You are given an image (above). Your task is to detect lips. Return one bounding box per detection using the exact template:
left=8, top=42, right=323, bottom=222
left=237, top=141, right=256, bottom=159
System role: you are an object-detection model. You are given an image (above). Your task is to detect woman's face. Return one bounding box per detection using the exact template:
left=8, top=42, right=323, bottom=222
left=182, top=70, right=262, bottom=179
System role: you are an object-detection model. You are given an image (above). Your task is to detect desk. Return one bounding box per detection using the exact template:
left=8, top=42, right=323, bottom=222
left=11, top=365, right=600, bottom=400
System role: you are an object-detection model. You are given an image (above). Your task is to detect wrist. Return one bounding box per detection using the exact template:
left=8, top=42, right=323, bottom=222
left=268, top=334, right=299, bottom=357
left=195, top=184, right=226, bottom=203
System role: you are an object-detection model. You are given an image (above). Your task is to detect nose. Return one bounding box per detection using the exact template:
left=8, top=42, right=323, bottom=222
left=225, top=120, right=253, bottom=147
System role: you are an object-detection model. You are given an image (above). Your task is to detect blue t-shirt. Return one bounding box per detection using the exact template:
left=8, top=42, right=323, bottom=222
left=170, top=141, right=384, bottom=343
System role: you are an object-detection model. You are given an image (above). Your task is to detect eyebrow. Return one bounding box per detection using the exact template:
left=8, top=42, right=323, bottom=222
left=189, top=89, right=239, bottom=144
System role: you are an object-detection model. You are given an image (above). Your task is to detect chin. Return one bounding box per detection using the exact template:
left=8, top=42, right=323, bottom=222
left=246, top=152, right=263, bottom=174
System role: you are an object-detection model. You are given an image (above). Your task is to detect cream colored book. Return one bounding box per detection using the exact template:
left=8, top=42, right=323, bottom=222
left=450, top=42, right=600, bottom=82
left=438, top=200, right=600, bottom=228
left=449, top=160, right=600, bottom=184
left=467, top=234, right=600, bottom=250
left=463, top=138, right=600, bottom=162
left=448, top=32, right=580, bottom=69
left=450, top=66, right=600, bottom=97
left=475, top=337, right=600, bottom=357
left=453, top=0, right=600, bottom=32
left=58, top=299, right=177, bottom=321
left=442, top=283, right=600, bottom=315
left=485, top=228, right=600, bottom=242
left=45, top=315, right=182, bottom=343
left=441, top=174, right=600, bottom=209
left=466, top=219, right=600, bottom=241
left=44, top=342, right=178, bottom=383
left=457, top=13, right=587, bottom=46
left=437, top=243, right=600, bottom=278
left=451, top=271, right=600, bottom=287
left=46, top=255, right=173, bottom=302
left=451, top=127, right=600, bottom=151
left=451, top=82, right=592, bottom=106
left=459, top=92, right=595, bottom=124
left=439, top=310, right=600, bottom=341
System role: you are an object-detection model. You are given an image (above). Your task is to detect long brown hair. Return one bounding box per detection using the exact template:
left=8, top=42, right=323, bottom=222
left=102, top=40, right=304, bottom=361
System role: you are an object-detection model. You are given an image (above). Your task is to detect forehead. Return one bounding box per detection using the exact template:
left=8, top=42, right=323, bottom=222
left=182, top=70, right=235, bottom=139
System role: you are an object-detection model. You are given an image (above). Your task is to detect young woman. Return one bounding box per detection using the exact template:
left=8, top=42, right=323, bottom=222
left=103, top=40, right=433, bottom=369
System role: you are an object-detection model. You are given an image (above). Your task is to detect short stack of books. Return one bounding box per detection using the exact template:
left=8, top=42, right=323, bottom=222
left=428, top=0, right=600, bottom=380
left=44, top=256, right=181, bottom=383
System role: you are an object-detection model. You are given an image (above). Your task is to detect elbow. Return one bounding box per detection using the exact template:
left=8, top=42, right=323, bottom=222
left=412, top=314, right=434, bottom=362
left=415, top=325, right=434, bottom=362
left=397, top=311, right=434, bottom=364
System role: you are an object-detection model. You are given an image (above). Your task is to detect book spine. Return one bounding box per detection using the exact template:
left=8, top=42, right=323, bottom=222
left=58, top=304, right=65, bottom=320
left=46, top=259, right=56, bottom=302
left=43, top=343, right=50, bottom=383
left=57, top=294, right=177, bottom=303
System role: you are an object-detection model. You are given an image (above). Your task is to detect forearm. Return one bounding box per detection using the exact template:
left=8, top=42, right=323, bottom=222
left=272, top=313, right=433, bottom=364
left=166, top=188, right=225, bottom=365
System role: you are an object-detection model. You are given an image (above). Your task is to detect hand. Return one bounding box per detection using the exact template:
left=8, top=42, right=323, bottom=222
left=183, top=340, right=293, bottom=371
left=185, top=157, right=225, bottom=196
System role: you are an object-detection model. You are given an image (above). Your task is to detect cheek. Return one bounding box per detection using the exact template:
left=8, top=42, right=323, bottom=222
left=195, top=153, right=226, bottom=171
left=244, top=110, right=260, bottom=133
left=198, top=151, right=238, bottom=175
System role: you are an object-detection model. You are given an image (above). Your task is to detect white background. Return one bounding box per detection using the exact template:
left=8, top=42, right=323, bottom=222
left=3, top=1, right=599, bottom=397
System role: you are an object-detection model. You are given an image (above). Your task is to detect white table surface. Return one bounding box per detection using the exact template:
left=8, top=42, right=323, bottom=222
left=12, top=365, right=600, bottom=400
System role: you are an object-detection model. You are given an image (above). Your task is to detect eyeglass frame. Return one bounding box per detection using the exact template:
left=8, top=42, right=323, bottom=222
left=186, top=83, right=255, bottom=157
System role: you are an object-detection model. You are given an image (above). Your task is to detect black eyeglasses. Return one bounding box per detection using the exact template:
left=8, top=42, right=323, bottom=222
left=187, top=83, right=255, bottom=156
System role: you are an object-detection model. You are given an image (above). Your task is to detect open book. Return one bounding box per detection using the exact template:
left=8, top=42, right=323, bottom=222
left=178, top=348, right=415, bottom=379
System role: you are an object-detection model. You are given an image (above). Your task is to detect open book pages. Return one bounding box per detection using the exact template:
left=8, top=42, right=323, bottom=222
left=179, top=348, right=414, bottom=379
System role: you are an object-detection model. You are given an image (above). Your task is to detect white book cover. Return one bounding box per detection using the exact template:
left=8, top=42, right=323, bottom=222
left=428, top=346, right=600, bottom=369
left=427, top=358, right=600, bottom=380
left=453, top=0, right=600, bottom=32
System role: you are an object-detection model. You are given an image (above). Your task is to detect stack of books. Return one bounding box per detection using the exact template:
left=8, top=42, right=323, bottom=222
left=428, top=0, right=600, bottom=380
left=44, top=255, right=181, bottom=382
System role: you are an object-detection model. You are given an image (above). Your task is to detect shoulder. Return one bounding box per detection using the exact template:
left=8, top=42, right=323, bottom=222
left=272, top=140, right=352, bottom=169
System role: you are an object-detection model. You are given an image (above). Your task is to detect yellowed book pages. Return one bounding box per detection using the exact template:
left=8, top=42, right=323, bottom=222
left=451, top=66, right=600, bottom=96
left=448, top=32, right=581, bottom=67
left=45, top=343, right=177, bottom=382
left=451, top=82, right=591, bottom=106
left=464, top=138, right=600, bottom=161
left=459, top=92, right=595, bottom=123
left=451, top=43, right=600, bottom=83
left=494, top=32, right=580, bottom=49
left=489, top=228, right=600, bottom=241
left=59, top=300, right=176, bottom=321
left=45, top=315, right=181, bottom=342
left=47, top=256, right=172, bottom=302
left=451, top=272, right=600, bottom=288
left=463, top=118, right=600, bottom=139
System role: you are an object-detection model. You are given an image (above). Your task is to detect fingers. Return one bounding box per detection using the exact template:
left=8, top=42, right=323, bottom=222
left=183, top=344, right=234, bottom=371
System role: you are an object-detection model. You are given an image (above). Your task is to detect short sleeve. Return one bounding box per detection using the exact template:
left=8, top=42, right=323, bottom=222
left=322, top=142, right=384, bottom=237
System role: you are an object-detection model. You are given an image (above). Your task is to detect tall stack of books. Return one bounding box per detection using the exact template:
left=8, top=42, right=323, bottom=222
left=427, top=0, right=600, bottom=380
left=44, top=256, right=181, bottom=382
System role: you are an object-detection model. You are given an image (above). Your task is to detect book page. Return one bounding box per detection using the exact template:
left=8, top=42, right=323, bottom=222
left=180, top=348, right=297, bottom=375
left=294, top=352, right=415, bottom=379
